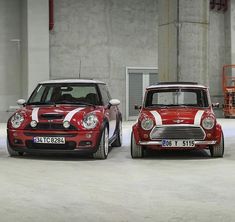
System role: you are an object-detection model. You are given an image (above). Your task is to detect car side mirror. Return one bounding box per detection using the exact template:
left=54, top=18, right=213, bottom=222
left=17, top=99, right=26, bottom=106
left=135, top=104, right=142, bottom=110
left=108, top=99, right=120, bottom=107
left=212, top=103, right=220, bottom=108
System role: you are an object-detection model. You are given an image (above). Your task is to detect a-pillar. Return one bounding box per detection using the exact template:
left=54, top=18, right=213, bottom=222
left=21, top=0, right=49, bottom=98
left=158, top=0, right=209, bottom=84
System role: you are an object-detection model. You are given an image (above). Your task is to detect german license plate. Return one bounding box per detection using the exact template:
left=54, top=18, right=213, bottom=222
left=33, top=137, right=65, bottom=144
left=162, top=139, right=195, bottom=147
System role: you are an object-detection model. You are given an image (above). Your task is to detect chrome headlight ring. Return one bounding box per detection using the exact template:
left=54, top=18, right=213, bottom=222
left=141, top=118, right=154, bottom=131
left=202, top=117, right=215, bottom=130
left=11, top=113, right=24, bottom=129
left=82, top=113, right=98, bottom=129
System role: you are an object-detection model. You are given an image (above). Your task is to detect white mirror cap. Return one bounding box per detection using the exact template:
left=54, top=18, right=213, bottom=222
left=17, top=99, right=26, bottom=105
left=109, top=99, right=120, bottom=106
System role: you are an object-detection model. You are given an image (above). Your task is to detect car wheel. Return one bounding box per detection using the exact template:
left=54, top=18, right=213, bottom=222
left=112, top=121, right=122, bottom=147
left=7, top=139, right=20, bottom=157
left=131, top=132, right=143, bottom=158
left=210, top=132, right=224, bottom=158
left=93, top=126, right=109, bottom=159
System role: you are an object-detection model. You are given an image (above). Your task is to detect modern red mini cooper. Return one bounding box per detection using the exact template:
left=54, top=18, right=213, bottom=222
left=131, top=82, right=224, bottom=158
left=7, top=79, right=122, bottom=159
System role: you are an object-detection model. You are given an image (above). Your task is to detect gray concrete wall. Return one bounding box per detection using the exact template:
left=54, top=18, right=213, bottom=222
left=209, top=10, right=226, bottom=117
left=50, top=0, right=158, bottom=120
left=0, top=0, right=22, bottom=122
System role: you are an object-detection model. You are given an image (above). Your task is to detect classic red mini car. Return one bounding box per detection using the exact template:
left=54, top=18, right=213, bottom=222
left=131, top=82, right=224, bottom=158
left=7, top=79, right=122, bottom=159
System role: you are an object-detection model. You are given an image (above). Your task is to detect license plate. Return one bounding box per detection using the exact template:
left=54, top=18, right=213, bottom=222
left=162, top=139, right=195, bottom=147
left=33, top=137, right=65, bottom=144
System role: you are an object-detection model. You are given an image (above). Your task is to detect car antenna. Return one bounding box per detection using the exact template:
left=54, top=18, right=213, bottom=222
left=78, top=58, right=82, bottom=79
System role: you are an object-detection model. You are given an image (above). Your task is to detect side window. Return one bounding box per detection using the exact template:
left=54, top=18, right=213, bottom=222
left=99, top=84, right=111, bottom=105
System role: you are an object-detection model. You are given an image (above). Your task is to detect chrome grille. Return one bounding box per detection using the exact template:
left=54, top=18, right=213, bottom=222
left=150, top=125, right=205, bottom=140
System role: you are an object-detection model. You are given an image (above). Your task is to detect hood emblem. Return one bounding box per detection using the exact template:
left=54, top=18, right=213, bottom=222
left=173, top=119, right=184, bottom=124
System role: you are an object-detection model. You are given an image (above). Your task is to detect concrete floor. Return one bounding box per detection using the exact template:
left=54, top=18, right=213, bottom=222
left=0, top=119, right=235, bottom=222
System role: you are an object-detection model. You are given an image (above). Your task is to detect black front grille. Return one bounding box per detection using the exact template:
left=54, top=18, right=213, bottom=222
left=40, top=113, right=64, bottom=120
left=25, top=123, right=77, bottom=131
left=150, top=125, right=205, bottom=140
left=24, top=132, right=77, bottom=137
left=25, top=140, right=76, bottom=150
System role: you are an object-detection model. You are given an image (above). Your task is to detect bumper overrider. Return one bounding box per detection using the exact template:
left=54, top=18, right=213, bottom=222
left=7, top=129, right=102, bottom=154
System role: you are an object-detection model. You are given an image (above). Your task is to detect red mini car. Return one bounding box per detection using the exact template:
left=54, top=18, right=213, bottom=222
left=7, top=79, right=122, bottom=159
left=131, top=82, right=224, bottom=158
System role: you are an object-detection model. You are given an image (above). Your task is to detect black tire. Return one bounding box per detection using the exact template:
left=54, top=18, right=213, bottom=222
left=210, top=132, right=224, bottom=158
left=112, top=121, right=122, bottom=147
left=7, top=139, right=20, bottom=157
left=131, top=132, right=143, bottom=158
left=93, top=127, right=109, bottom=159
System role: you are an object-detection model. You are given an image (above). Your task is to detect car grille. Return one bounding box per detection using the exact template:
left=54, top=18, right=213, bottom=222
left=25, top=140, right=76, bottom=150
left=24, top=132, right=77, bottom=137
left=150, top=125, right=205, bottom=140
left=25, top=123, right=77, bottom=131
left=40, top=113, right=64, bottom=120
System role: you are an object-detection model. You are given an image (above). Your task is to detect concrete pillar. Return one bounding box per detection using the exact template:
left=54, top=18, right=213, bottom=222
left=231, top=0, right=235, bottom=65
left=22, top=0, right=49, bottom=99
left=158, top=0, right=209, bottom=84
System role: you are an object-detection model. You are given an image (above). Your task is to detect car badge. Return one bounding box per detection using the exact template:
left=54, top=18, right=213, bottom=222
left=173, top=119, right=184, bottom=124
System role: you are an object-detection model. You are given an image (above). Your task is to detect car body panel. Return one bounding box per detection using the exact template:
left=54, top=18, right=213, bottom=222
left=7, top=80, right=122, bottom=155
left=132, top=83, right=223, bottom=151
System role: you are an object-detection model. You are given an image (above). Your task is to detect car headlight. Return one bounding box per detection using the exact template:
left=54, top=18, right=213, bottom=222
left=11, top=113, right=24, bottom=129
left=141, top=118, right=154, bottom=130
left=202, top=117, right=215, bottom=130
left=82, top=113, right=98, bottom=129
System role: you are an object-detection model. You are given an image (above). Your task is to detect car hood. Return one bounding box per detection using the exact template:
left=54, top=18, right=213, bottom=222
left=143, top=107, right=212, bottom=125
left=9, top=105, right=105, bottom=130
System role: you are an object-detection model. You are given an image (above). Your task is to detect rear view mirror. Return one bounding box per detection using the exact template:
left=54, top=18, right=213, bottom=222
left=134, top=104, right=142, bottom=110
left=212, top=103, right=220, bottom=108
left=109, top=99, right=120, bottom=106
left=17, top=99, right=26, bottom=106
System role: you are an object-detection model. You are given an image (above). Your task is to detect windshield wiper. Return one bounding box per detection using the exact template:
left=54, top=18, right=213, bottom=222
left=27, top=101, right=55, bottom=105
left=55, top=101, right=96, bottom=107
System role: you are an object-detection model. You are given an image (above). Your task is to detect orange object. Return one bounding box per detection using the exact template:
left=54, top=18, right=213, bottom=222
left=222, top=64, right=235, bottom=118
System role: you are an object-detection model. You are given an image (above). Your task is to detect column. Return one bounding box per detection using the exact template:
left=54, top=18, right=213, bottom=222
left=158, top=0, right=209, bottom=84
left=22, top=0, right=49, bottom=98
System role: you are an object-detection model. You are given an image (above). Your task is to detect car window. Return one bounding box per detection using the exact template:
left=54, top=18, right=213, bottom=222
left=99, top=84, right=111, bottom=105
left=145, top=88, right=209, bottom=108
left=28, top=84, right=101, bottom=105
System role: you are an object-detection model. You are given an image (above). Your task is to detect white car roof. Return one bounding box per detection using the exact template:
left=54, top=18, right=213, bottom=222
left=39, top=79, right=105, bottom=84
left=147, top=83, right=208, bottom=90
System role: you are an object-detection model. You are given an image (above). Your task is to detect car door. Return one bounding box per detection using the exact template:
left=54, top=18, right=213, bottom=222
left=98, top=84, right=117, bottom=138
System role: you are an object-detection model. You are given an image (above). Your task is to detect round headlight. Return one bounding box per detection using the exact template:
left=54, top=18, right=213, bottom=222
left=82, top=113, right=98, bottom=129
left=141, top=118, right=154, bottom=130
left=202, top=117, right=215, bottom=130
left=11, top=113, right=24, bottom=129
left=63, top=121, right=70, bottom=129
left=30, top=120, right=38, bottom=128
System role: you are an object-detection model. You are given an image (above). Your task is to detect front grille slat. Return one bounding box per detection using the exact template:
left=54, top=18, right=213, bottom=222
left=25, top=123, right=77, bottom=131
left=150, top=126, right=205, bottom=140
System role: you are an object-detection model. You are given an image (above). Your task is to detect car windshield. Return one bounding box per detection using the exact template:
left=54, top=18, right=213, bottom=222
left=27, top=83, right=101, bottom=106
left=145, top=88, right=209, bottom=108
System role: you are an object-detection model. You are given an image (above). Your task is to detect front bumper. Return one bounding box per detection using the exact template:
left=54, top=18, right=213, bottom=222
left=7, top=128, right=101, bottom=154
left=139, top=140, right=217, bottom=146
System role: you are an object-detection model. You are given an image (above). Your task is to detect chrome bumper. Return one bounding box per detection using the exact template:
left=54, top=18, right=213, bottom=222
left=139, top=141, right=217, bottom=146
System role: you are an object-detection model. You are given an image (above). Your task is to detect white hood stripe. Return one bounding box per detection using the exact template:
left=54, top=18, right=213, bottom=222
left=194, top=110, right=204, bottom=125
left=64, top=108, right=84, bottom=122
left=150, top=111, right=162, bottom=125
left=32, top=108, right=39, bottom=122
